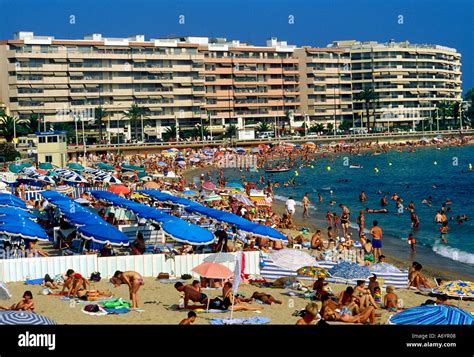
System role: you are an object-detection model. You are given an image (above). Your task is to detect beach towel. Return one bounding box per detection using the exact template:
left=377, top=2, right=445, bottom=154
left=157, top=279, right=186, bottom=284
left=103, top=307, right=130, bottom=315
left=24, top=278, right=44, bottom=285
left=208, top=317, right=271, bottom=325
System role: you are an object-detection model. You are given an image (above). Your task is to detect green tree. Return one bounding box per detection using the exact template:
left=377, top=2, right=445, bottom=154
left=192, top=124, right=210, bottom=140
left=0, top=115, right=23, bottom=142
left=437, top=101, right=453, bottom=129
left=53, top=122, right=75, bottom=143
left=354, top=88, right=379, bottom=130
left=163, top=125, right=178, bottom=141
left=225, top=124, right=237, bottom=139
left=309, top=123, right=324, bottom=133
left=94, top=106, right=109, bottom=143
left=123, top=104, right=149, bottom=142
left=256, top=121, right=270, bottom=133
left=326, top=122, right=334, bottom=134
left=0, top=142, right=20, bottom=162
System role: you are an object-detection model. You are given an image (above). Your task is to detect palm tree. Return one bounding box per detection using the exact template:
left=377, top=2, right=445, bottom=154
left=163, top=125, right=178, bottom=141
left=0, top=115, right=23, bottom=142
left=256, top=120, right=270, bottom=133
left=123, top=104, right=149, bottom=142
left=53, top=122, right=75, bottom=144
left=94, top=106, right=109, bottom=143
left=437, top=101, right=453, bottom=128
left=452, top=102, right=461, bottom=128
left=192, top=124, right=210, bottom=140
left=225, top=124, right=237, bottom=139
left=310, top=123, right=324, bottom=133
left=354, top=88, right=379, bottom=130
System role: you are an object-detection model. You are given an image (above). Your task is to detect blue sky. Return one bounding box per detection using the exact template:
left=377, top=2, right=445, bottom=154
left=1, top=0, right=473, bottom=92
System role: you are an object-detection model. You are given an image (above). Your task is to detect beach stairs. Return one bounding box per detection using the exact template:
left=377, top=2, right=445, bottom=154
left=260, top=257, right=409, bottom=289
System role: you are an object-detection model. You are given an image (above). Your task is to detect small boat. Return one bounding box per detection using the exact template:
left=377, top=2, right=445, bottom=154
left=349, top=164, right=363, bottom=169
left=265, top=168, right=290, bottom=173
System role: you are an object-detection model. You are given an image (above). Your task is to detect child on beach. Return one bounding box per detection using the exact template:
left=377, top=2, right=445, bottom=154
left=110, top=270, right=144, bottom=309
left=439, top=222, right=449, bottom=244
left=179, top=311, right=197, bottom=325
left=407, top=233, right=416, bottom=252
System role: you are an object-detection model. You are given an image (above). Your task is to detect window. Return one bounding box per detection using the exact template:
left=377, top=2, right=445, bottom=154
left=38, top=137, right=46, bottom=144
left=47, top=136, right=58, bottom=143
left=45, top=155, right=53, bottom=163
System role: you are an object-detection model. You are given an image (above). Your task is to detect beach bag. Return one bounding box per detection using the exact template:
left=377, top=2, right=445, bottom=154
left=84, top=304, right=100, bottom=313
left=90, top=272, right=101, bottom=282
left=181, top=274, right=192, bottom=280
left=157, top=273, right=169, bottom=280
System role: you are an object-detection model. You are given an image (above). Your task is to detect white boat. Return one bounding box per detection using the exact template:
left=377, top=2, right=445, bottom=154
left=349, top=164, right=363, bottom=169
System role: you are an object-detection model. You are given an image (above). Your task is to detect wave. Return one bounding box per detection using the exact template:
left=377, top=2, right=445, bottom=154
left=432, top=240, right=474, bottom=265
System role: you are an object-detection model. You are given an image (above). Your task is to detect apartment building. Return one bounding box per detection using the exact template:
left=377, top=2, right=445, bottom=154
left=200, top=37, right=300, bottom=132
left=329, top=40, right=462, bottom=126
left=0, top=32, right=206, bottom=141
left=295, top=47, right=353, bottom=127
left=0, top=32, right=463, bottom=142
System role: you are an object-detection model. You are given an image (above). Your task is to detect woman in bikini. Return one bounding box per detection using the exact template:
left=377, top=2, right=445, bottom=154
left=0, top=291, right=34, bottom=312
left=338, top=287, right=359, bottom=314
left=324, top=305, right=376, bottom=324
left=383, top=285, right=398, bottom=311
left=222, top=282, right=262, bottom=312
left=110, top=270, right=144, bottom=309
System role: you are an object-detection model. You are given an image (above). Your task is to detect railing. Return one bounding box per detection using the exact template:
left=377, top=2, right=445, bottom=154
left=65, top=129, right=474, bottom=152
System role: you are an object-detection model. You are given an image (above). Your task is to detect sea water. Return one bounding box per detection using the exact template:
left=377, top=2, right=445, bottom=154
left=222, top=146, right=474, bottom=277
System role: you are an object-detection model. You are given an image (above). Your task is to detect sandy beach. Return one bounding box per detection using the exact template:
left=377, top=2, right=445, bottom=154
left=7, top=276, right=472, bottom=325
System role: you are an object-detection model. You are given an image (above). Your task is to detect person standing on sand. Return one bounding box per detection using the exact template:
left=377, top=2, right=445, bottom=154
left=110, top=270, right=144, bottom=309
left=302, top=193, right=310, bottom=219
left=285, top=196, right=296, bottom=217
left=370, top=220, right=383, bottom=262
left=356, top=210, right=365, bottom=240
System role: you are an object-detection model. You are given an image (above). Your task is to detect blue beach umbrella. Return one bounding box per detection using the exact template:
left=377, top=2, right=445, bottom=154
left=78, top=222, right=129, bottom=246
left=67, top=162, right=84, bottom=171
left=226, top=182, right=244, bottom=189
left=0, top=219, right=49, bottom=241
left=182, top=190, right=198, bottom=196
left=96, top=162, right=114, bottom=171
left=388, top=304, right=474, bottom=325
left=0, top=311, right=56, bottom=325
left=38, top=162, right=54, bottom=170
left=0, top=194, right=27, bottom=209
left=0, top=207, right=35, bottom=219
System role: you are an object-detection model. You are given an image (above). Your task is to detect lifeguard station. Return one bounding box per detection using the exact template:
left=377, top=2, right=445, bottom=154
left=35, top=131, right=67, bottom=168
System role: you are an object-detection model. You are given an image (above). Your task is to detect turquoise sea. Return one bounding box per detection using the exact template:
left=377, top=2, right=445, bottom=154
left=222, top=146, right=474, bottom=278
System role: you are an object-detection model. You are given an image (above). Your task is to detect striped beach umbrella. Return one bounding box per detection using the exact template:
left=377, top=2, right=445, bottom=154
left=388, top=304, right=474, bottom=325
left=232, top=193, right=254, bottom=206
left=54, top=185, right=74, bottom=195
left=328, top=261, right=371, bottom=281
left=0, top=311, right=56, bottom=325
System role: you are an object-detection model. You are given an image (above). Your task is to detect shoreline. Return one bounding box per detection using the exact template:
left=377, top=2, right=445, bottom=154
left=182, top=146, right=473, bottom=282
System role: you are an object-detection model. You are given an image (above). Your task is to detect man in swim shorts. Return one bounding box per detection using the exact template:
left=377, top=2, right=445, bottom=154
left=370, top=220, right=383, bottom=262
left=174, top=282, right=208, bottom=309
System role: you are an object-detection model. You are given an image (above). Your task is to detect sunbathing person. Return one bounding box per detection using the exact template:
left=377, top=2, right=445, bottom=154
left=0, top=291, right=34, bottom=312
left=251, top=291, right=282, bottom=305
left=110, top=270, right=144, bottom=309
left=42, top=274, right=59, bottom=290
left=174, top=282, right=208, bottom=309
left=408, top=262, right=432, bottom=289
left=62, top=269, right=90, bottom=297
left=179, top=311, right=197, bottom=325
left=324, top=305, right=376, bottom=324
left=76, top=289, right=113, bottom=301
left=338, top=287, right=359, bottom=314
left=296, top=302, right=321, bottom=325
left=383, top=285, right=398, bottom=311
left=222, top=282, right=262, bottom=312
left=353, top=280, right=378, bottom=309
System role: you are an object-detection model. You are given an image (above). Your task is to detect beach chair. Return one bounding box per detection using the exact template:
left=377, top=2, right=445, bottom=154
left=61, top=238, right=85, bottom=256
